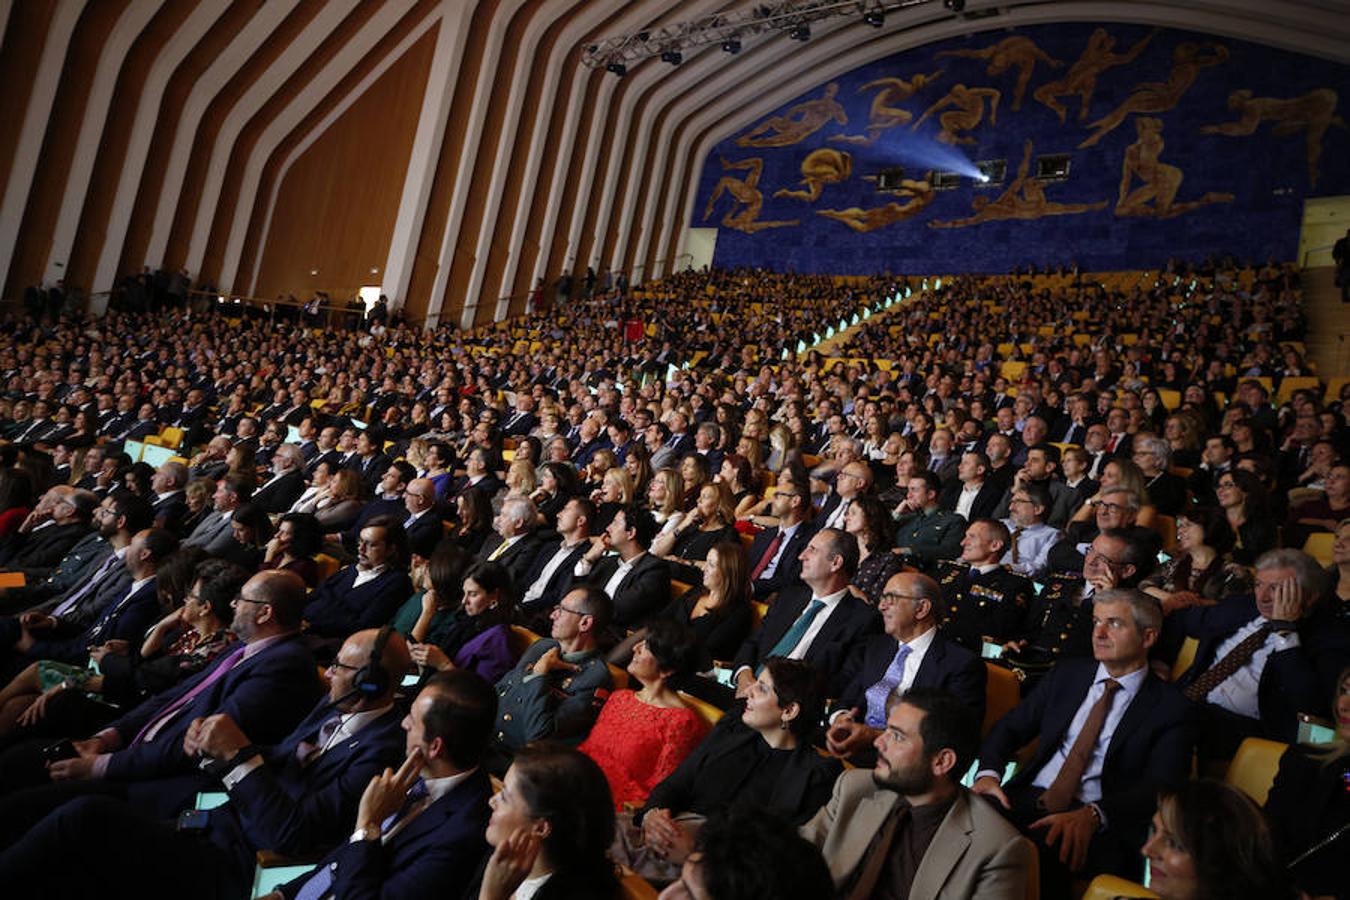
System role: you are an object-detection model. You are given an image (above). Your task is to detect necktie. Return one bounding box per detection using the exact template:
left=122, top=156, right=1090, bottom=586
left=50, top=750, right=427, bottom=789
left=296, top=716, right=343, bottom=767
left=293, top=778, right=429, bottom=900
left=864, top=643, right=913, bottom=727
left=1040, top=678, right=1122, bottom=813
left=1010, top=527, right=1024, bottom=566
left=1107, top=435, right=1119, bottom=454
left=827, top=498, right=850, bottom=530
left=50, top=551, right=120, bottom=618
left=1184, top=622, right=1274, bottom=702
left=749, top=531, right=784, bottom=581
left=133, top=644, right=246, bottom=745
left=487, top=538, right=509, bottom=561
left=761, top=599, right=825, bottom=670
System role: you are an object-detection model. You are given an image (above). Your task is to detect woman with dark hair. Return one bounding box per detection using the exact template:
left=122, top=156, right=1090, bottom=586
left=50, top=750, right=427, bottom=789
left=579, top=619, right=709, bottom=810
left=717, top=454, right=760, bottom=520
left=1140, top=507, right=1250, bottom=613
left=391, top=540, right=472, bottom=647
left=219, top=503, right=272, bottom=570
left=678, top=453, right=711, bottom=510
left=122, top=462, right=155, bottom=497
left=1263, top=667, right=1350, bottom=898
left=453, top=487, right=494, bottom=556
left=624, top=442, right=654, bottom=500
left=622, top=658, right=841, bottom=882
left=314, top=467, right=366, bottom=534
left=1216, top=468, right=1278, bottom=565
left=845, top=494, right=904, bottom=606
left=409, top=559, right=516, bottom=685
left=1142, top=779, right=1297, bottom=900
left=0, top=469, right=34, bottom=539
left=260, top=512, right=323, bottom=586
left=531, top=462, right=579, bottom=530
left=475, top=745, right=621, bottom=900
left=425, top=441, right=457, bottom=501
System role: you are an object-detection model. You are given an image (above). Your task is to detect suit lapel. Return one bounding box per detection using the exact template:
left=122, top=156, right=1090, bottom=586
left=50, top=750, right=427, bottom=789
left=910, top=792, right=974, bottom=898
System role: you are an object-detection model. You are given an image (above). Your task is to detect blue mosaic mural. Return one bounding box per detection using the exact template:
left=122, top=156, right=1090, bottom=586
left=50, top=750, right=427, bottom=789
left=695, top=23, right=1350, bottom=274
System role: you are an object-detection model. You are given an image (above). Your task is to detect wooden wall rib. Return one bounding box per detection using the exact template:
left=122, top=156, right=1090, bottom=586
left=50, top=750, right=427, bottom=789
left=162, top=0, right=325, bottom=272
left=2, top=0, right=130, bottom=300
left=250, top=26, right=436, bottom=301
left=0, top=0, right=58, bottom=197
left=117, top=1, right=261, bottom=279
left=65, top=0, right=198, bottom=290
left=404, top=0, right=501, bottom=325
left=542, top=69, right=601, bottom=291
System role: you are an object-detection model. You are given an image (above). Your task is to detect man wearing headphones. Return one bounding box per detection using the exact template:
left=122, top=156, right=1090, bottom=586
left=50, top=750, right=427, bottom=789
left=0, top=627, right=411, bottom=899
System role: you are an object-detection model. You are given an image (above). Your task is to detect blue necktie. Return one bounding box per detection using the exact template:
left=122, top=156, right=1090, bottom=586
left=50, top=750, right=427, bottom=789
left=864, top=644, right=912, bottom=728
left=294, top=778, right=428, bottom=900
left=760, top=599, right=825, bottom=672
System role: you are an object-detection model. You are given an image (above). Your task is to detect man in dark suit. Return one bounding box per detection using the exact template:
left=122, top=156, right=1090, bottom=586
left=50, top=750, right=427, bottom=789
left=933, top=519, right=1033, bottom=652
left=731, top=528, right=880, bottom=698
left=747, top=479, right=815, bottom=601
left=825, top=571, right=986, bottom=763
left=343, top=461, right=415, bottom=554
left=518, top=498, right=594, bottom=626
left=573, top=504, right=671, bottom=631
left=0, top=628, right=409, bottom=899
left=183, top=474, right=253, bottom=556
left=348, top=430, right=392, bottom=491
left=500, top=394, right=538, bottom=437
left=1172, top=548, right=1349, bottom=755
left=303, top=518, right=414, bottom=650
left=0, top=571, right=324, bottom=845
left=251, top=444, right=308, bottom=515
left=940, top=450, right=1004, bottom=522
left=814, top=460, right=871, bottom=533
left=476, top=495, right=541, bottom=589
left=1102, top=408, right=1133, bottom=459
left=972, top=589, right=1193, bottom=891
left=399, top=477, right=447, bottom=558
left=148, top=460, right=191, bottom=535
left=448, top=448, right=504, bottom=501
left=0, top=486, right=96, bottom=570
left=274, top=669, right=495, bottom=900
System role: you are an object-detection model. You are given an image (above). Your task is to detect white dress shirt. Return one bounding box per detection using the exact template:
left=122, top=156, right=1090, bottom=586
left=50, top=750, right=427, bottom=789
left=758, top=521, right=802, bottom=581
left=1204, top=615, right=1300, bottom=720
left=1029, top=663, right=1147, bottom=805
left=522, top=540, right=585, bottom=605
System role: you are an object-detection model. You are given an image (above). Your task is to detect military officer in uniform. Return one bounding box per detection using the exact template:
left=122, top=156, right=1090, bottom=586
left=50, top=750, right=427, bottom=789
left=893, top=470, right=967, bottom=573
left=999, top=527, right=1159, bottom=691
left=486, top=587, right=614, bottom=773
left=935, top=518, right=1033, bottom=653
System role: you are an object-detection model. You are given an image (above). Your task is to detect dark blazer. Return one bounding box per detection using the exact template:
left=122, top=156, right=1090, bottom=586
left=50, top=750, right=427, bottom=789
left=350, top=452, right=392, bottom=487
left=104, top=634, right=322, bottom=803
left=152, top=492, right=190, bottom=535
left=978, top=658, right=1193, bottom=843
left=450, top=474, right=503, bottom=500
left=252, top=470, right=307, bottom=515
left=402, top=510, right=447, bottom=557
left=1144, top=471, right=1188, bottom=517
left=303, top=567, right=415, bottom=639
left=939, top=480, right=1003, bottom=522
left=281, top=767, right=491, bottom=900
left=305, top=448, right=341, bottom=477
left=343, top=497, right=406, bottom=551
left=812, top=493, right=848, bottom=531
left=641, top=716, right=841, bottom=826
left=517, top=539, right=588, bottom=615
left=1172, top=596, right=1346, bottom=741
left=835, top=630, right=987, bottom=725
left=0, top=521, right=90, bottom=569
left=3, top=533, right=110, bottom=610
left=208, top=704, right=406, bottom=880
left=732, top=585, right=881, bottom=693
left=476, top=532, right=541, bottom=592
left=29, top=574, right=159, bottom=665
left=748, top=521, right=815, bottom=600
left=585, top=552, right=672, bottom=628
left=500, top=410, right=538, bottom=437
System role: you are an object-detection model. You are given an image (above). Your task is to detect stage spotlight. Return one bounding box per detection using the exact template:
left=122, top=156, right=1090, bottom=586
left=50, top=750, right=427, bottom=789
left=790, top=24, right=811, bottom=41
left=606, top=62, right=627, bottom=76
left=943, top=0, right=965, bottom=11
left=977, top=173, right=990, bottom=183
left=863, top=10, right=885, bottom=27
left=721, top=38, right=742, bottom=54
left=661, top=49, right=683, bottom=65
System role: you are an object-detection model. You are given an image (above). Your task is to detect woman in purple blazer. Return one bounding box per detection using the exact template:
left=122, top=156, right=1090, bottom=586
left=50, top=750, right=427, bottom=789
left=409, top=560, right=518, bottom=686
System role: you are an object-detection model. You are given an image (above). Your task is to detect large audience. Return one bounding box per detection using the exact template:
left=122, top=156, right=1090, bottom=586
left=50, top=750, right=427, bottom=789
left=0, top=259, right=1345, bottom=900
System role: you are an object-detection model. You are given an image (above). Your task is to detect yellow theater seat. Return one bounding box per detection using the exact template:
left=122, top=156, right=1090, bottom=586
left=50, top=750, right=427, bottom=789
left=983, top=662, right=1019, bottom=738
left=1081, top=874, right=1158, bottom=900
left=1224, top=736, right=1287, bottom=805
left=1303, top=532, right=1334, bottom=567
left=679, top=691, right=724, bottom=730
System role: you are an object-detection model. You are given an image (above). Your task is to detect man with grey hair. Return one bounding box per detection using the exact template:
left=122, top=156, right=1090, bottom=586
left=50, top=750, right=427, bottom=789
left=1173, top=548, right=1348, bottom=755
left=251, top=444, right=307, bottom=514
left=974, top=588, right=1191, bottom=893
left=399, top=477, right=445, bottom=558
left=149, top=460, right=189, bottom=535
left=478, top=495, right=541, bottom=587
left=1045, top=484, right=1141, bottom=574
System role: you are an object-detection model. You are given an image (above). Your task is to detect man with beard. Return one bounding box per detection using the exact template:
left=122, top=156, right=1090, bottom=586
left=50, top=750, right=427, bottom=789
left=801, top=688, right=1035, bottom=898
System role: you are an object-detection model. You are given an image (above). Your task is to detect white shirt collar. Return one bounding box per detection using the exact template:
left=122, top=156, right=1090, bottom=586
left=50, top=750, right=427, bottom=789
left=422, top=766, right=478, bottom=803
left=811, top=586, right=849, bottom=608
left=899, top=624, right=938, bottom=654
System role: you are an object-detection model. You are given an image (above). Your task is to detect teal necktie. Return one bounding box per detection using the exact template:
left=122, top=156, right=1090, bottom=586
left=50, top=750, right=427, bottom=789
left=760, top=599, right=826, bottom=672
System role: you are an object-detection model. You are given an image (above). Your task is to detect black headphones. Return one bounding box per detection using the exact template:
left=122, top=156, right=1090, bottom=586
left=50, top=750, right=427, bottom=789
left=352, top=625, right=393, bottom=699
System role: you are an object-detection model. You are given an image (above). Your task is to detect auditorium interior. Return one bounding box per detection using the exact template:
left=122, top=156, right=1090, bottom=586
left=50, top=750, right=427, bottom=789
left=0, top=1, right=1348, bottom=899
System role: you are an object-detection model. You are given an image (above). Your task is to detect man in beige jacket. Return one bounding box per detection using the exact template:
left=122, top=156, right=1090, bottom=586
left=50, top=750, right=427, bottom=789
left=801, top=687, right=1036, bottom=899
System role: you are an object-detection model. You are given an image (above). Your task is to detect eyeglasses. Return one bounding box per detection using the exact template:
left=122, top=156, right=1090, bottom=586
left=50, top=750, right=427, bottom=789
left=1095, top=501, right=1129, bottom=514
left=554, top=604, right=587, bottom=617
left=328, top=660, right=362, bottom=672
left=234, top=595, right=271, bottom=606
left=879, top=592, right=923, bottom=605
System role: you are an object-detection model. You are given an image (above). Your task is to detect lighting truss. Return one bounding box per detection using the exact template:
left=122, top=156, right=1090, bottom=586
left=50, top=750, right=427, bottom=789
left=582, top=0, right=945, bottom=70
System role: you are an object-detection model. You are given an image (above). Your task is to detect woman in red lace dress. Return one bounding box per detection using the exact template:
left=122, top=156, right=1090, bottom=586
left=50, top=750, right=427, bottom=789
left=579, top=619, right=707, bottom=810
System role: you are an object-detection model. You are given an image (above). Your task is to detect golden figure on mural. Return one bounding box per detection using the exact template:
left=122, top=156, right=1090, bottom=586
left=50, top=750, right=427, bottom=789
left=735, top=83, right=848, bottom=148
left=913, top=84, right=1001, bottom=145
left=1201, top=88, right=1345, bottom=187
left=1116, top=117, right=1235, bottom=218
left=1079, top=41, right=1229, bottom=148
left=774, top=148, right=853, bottom=202
left=929, top=140, right=1107, bottom=228
left=830, top=71, right=945, bottom=146
left=703, top=156, right=800, bottom=233
left=1034, top=28, right=1157, bottom=123
left=936, top=36, right=1061, bottom=111
left=817, top=175, right=937, bottom=232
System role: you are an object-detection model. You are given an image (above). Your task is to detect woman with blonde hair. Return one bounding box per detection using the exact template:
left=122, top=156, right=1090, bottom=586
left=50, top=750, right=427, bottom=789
left=592, top=467, right=634, bottom=531
left=647, top=468, right=687, bottom=537
left=653, top=481, right=739, bottom=581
